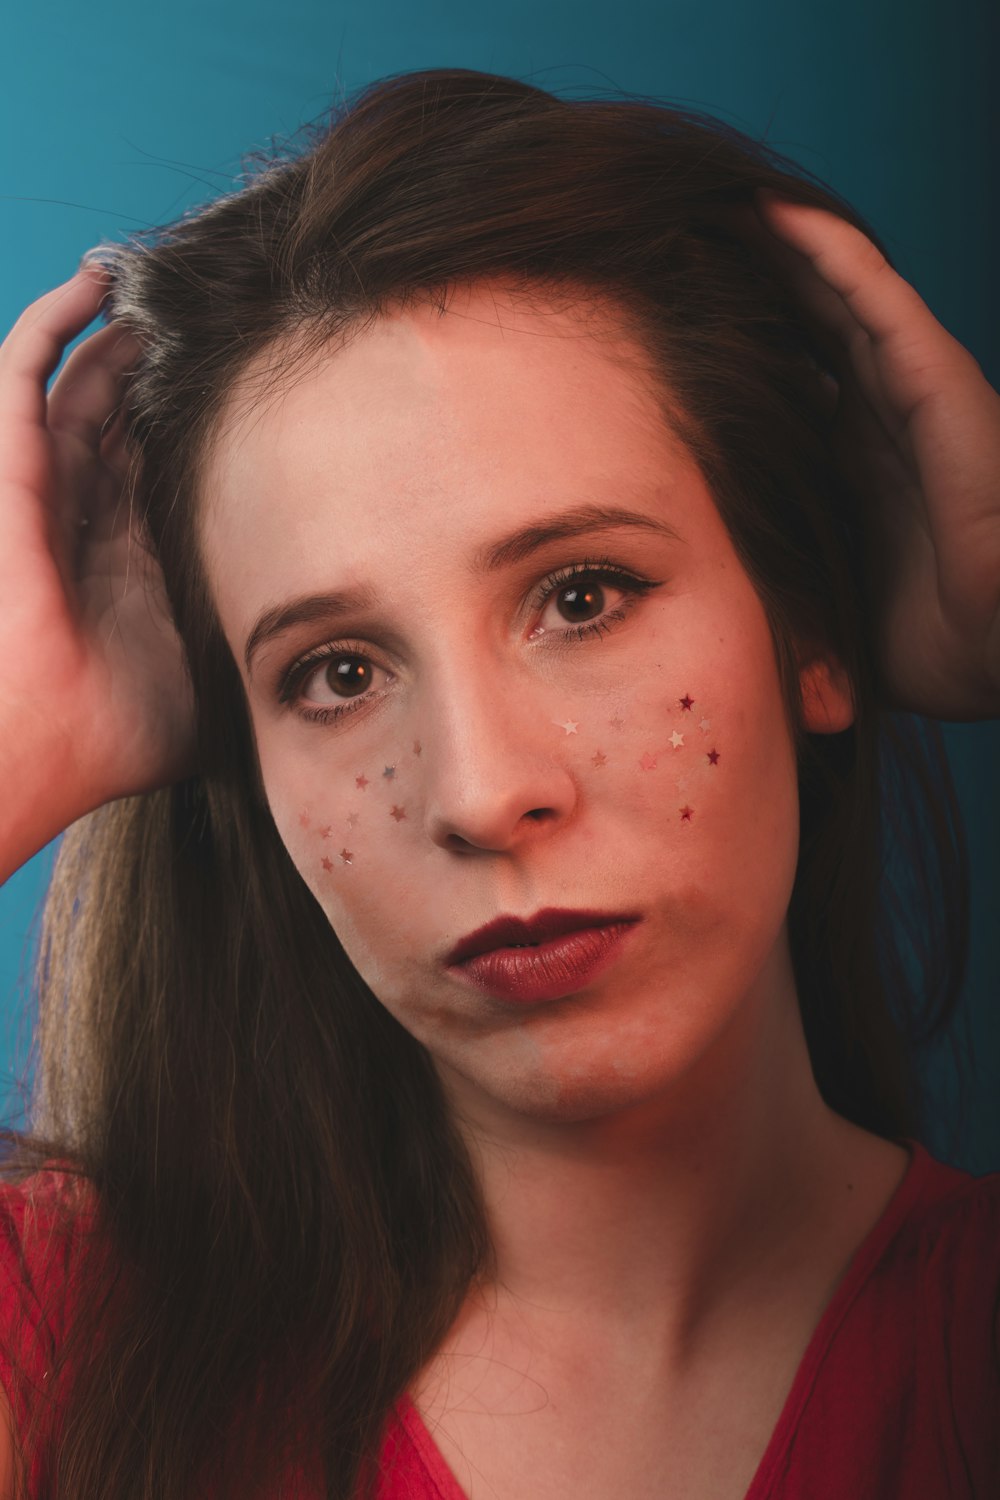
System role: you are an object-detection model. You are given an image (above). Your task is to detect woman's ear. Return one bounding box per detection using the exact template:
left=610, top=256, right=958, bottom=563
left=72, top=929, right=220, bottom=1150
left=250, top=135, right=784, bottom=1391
left=798, top=652, right=856, bottom=734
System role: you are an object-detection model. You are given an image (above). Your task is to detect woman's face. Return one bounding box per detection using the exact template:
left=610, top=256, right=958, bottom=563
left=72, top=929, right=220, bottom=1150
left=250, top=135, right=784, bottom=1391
left=200, top=283, right=852, bottom=1129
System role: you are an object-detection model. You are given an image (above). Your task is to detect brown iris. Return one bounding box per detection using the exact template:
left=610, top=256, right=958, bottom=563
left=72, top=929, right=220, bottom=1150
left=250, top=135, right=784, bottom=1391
left=557, top=579, right=605, bottom=623
left=329, top=656, right=371, bottom=696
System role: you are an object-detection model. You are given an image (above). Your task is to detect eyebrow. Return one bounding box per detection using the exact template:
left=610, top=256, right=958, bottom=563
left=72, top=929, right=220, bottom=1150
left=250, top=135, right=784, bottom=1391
left=243, top=501, right=684, bottom=678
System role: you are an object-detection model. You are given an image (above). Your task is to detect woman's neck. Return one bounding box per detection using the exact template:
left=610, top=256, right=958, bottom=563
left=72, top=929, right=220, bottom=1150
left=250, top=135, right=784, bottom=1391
left=432, top=964, right=906, bottom=1367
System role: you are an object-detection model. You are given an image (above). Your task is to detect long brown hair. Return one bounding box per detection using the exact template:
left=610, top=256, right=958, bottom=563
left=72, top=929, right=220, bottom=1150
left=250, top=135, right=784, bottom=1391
left=0, top=68, right=969, bottom=1498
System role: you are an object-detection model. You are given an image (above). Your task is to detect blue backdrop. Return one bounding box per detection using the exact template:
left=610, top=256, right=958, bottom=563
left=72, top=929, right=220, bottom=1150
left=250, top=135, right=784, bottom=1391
left=2, top=0, right=997, bottom=1167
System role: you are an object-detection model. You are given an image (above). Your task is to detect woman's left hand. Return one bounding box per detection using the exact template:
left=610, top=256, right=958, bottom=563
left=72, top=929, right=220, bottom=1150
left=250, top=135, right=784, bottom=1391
left=743, top=192, right=1000, bottom=722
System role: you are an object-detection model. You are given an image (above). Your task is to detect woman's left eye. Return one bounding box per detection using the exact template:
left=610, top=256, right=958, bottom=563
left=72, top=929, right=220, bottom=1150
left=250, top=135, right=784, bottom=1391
left=532, top=561, right=661, bottom=641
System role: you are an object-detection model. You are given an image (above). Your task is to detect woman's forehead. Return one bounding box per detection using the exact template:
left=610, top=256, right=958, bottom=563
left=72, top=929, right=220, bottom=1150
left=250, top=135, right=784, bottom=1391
left=202, top=278, right=668, bottom=467
left=197, top=285, right=697, bottom=578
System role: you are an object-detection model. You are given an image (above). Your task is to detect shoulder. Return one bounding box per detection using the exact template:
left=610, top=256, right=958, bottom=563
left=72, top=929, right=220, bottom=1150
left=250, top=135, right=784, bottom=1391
left=809, top=1142, right=1000, bottom=1493
left=850, top=1140, right=1000, bottom=1354
left=876, top=1140, right=1000, bottom=1288
left=765, top=1144, right=1000, bottom=1499
left=0, top=1162, right=98, bottom=1313
left=0, top=1160, right=98, bottom=1231
left=0, top=1163, right=99, bottom=1463
left=884, top=1142, right=1000, bottom=1389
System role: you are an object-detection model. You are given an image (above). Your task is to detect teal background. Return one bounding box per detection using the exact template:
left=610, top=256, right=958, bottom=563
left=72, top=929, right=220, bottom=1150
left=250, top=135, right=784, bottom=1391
left=2, top=1, right=997, bottom=1166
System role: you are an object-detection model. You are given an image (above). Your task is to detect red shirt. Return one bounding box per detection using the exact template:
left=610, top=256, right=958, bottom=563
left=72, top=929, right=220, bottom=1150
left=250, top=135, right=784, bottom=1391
left=1, top=1140, right=998, bottom=1498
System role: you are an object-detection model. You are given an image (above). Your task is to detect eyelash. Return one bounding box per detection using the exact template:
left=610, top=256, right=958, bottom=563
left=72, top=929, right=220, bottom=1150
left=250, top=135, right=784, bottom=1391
left=278, top=556, right=662, bottom=725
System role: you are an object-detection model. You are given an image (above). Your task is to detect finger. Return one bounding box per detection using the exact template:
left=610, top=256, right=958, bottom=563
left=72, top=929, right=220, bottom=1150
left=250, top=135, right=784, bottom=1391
left=97, top=404, right=132, bottom=475
left=723, top=201, right=912, bottom=435
left=752, top=196, right=948, bottom=358
left=722, top=201, right=869, bottom=371
left=0, top=268, right=113, bottom=429
left=47, top=320, right=143, bottom=448
left=52, top=414, right=137, bottom=553
left=758, top=197, right=991, bottom=428
left=95, top=410, right=144, bottom=543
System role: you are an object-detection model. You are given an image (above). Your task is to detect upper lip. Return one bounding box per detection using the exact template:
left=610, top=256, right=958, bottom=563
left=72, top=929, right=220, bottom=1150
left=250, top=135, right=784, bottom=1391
left=445, top=907, right=641, bottom=966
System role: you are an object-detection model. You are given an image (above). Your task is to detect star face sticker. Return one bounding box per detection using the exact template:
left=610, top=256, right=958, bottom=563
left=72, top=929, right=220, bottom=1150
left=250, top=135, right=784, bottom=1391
left=679, top=695, right=694, bottom=711
left=346, top=811, right=360, bottom=828
left=298, top=810, right=311, bottom=829
left=321, top=856, right=333, bottom=872
left=609, top=715, right=625, bottom=731
left=707, top=748, right=720, bottom=765
left=554, top=719, right=579, bottom=735
left=699, top=718, right=711, bottom=734
left=355, top=774, right=370, bottom=791
left=680, top=805, right=693, bottom=822
left=640, top=750, right=658, bottom=771
left=669, top=730, right=684, bottom=749
left=591, top=749, right=607, bottom=768
left=389, top=804, right=407, bottom=822
left=319, top=825, right=333, bottom=839
left=383, top=765, right=396, bottom=779
left=339, top=848, right=354, bottom=865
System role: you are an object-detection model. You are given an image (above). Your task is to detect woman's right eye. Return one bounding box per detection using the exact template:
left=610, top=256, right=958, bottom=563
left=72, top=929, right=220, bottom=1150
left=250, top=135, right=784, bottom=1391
left=278, top=643, right=389, bottom=724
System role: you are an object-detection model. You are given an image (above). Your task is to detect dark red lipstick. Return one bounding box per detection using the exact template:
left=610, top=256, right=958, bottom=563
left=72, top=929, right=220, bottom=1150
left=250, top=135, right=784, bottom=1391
left=445, top=907, right=641, bottom=1004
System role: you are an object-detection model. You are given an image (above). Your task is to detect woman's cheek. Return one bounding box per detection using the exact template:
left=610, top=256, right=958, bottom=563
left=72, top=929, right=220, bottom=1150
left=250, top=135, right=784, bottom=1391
left=562, top=682, right=728, bottom=828
left=281, top=737, right=426, bottom=895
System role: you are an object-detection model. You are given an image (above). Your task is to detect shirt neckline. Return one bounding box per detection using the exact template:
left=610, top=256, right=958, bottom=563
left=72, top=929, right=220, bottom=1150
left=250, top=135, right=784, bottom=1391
left=396, top=1137, right=932, bottom=1500
left=741, top=1136, right=929, bottom=1498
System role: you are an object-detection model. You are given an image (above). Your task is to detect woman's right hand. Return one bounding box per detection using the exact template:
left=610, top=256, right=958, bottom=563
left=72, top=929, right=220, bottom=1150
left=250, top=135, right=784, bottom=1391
left=0, top=266, right=199, bottom=874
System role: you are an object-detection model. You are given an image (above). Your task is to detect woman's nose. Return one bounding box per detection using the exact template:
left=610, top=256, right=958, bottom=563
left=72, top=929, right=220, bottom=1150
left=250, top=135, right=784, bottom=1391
left=419, top=668, right=579, bottom=854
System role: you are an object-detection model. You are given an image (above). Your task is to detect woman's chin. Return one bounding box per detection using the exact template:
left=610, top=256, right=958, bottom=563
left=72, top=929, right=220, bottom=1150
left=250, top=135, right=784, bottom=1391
left=434, top=1048, right=686, bottom=1130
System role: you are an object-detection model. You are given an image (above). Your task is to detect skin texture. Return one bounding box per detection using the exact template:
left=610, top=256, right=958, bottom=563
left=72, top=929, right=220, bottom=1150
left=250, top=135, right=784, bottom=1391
left=201, top=282, right=851, bottom=1129
left=199, top=283, right=908, bottom=1496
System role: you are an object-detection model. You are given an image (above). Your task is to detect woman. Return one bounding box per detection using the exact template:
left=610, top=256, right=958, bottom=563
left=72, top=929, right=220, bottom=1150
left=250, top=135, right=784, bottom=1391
left=0, top=67, right=996, bottom=1499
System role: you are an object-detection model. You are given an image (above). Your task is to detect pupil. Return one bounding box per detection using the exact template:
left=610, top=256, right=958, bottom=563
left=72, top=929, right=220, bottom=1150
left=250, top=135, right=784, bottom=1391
left=560, top=580, right=604, bottom=622
left=331, top=656, right=370, bottom=697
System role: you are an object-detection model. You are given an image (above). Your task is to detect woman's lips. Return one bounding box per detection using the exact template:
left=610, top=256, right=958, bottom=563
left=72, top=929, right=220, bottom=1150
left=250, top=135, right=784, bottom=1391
left=447, top=919, right=640, bottom=1004
left=445, top=906, right=641, bottom=965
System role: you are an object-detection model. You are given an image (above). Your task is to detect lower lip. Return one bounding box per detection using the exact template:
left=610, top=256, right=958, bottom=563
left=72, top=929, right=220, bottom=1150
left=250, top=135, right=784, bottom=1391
left=449, top=922, right=639, bottom=1004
